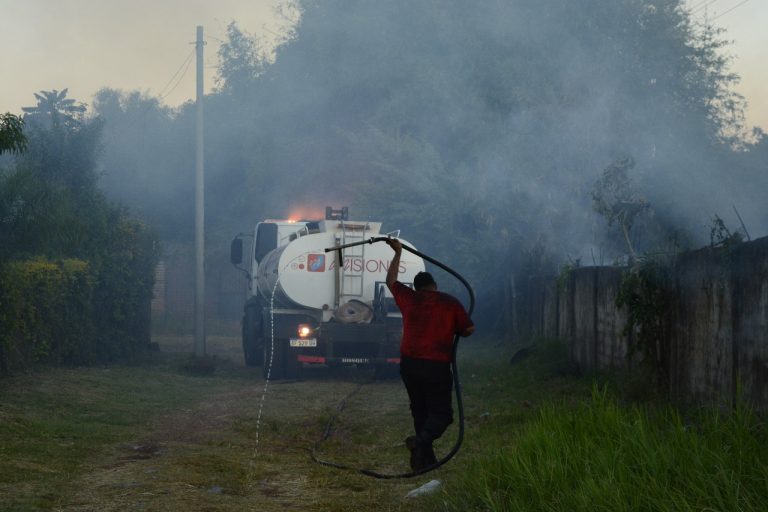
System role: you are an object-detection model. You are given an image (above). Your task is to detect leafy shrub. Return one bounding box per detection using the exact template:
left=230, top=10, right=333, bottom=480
left=0, top=100, right=159, bottom=374
left=0, top=259, right=92, bottom=371
left=0, top=218, right=157, bottom=374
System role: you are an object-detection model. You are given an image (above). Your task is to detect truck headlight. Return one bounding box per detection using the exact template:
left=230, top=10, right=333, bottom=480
left=297, top=324, right=314, bottom=338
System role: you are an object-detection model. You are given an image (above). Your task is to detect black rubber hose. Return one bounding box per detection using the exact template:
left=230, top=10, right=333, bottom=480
left=312, top=237, right=476, bottom=479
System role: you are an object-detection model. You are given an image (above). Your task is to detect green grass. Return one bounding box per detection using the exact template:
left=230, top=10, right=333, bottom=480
left=432, top=343, right=768, bottom=512
left=0, top=352, right=244, bottom=511
left=0, top=339, right=419, bottom=511
left=1, top=337, right=765, bottom=511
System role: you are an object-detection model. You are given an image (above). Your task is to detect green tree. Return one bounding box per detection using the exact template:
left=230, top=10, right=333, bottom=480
left=3, top=91, right=115, bottom=260
left=21, top=89, right=87, bottom=130
left=0, top=113, right=27, bottom=154
left=215, top=22, right=269, bottom=95
left=592, top=157, right=651, bottom=264
left=1, top=91, right=159, bottom=368
left=18, top=89, right=102, bottom=192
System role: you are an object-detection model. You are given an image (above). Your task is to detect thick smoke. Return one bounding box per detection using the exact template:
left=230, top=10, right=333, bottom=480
left=92, top=0, right=768, bottom=328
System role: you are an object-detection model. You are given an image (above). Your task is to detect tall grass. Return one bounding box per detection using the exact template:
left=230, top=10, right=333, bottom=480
left=445, top=386, right=767, bottom=512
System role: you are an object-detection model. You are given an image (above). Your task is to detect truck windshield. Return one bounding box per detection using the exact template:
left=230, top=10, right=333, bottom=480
left=254, top=223, right=278, bottom=262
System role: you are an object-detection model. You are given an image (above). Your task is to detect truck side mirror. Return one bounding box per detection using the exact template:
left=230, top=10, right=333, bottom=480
left=230, top=237, right=243, bottom=265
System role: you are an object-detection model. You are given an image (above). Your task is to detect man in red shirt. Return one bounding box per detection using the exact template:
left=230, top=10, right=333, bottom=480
left=385, top=238, right=474, bottom=471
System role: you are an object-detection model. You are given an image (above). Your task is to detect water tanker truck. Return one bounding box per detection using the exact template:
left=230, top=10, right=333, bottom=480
left=230, top=207, right=425, bottom=379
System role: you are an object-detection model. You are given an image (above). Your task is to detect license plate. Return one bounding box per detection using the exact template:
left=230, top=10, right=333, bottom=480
left=290, top=338, right=317, bottom=347
left=341, top=358, right=369, bottom=364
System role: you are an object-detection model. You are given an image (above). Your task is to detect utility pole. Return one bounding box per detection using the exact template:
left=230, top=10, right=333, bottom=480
left=194, top=25, right=206, bottom=357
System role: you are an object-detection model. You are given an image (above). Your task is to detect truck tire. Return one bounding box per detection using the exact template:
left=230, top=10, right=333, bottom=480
left=375, top=363, right=400, bottom=380
left=242, top=306, right=264, bottom=367
left=263, top=337, right=301, bottom=380
left=263, top=337, right=279, bottom=379
left=284, top=346, right=302, bottom=380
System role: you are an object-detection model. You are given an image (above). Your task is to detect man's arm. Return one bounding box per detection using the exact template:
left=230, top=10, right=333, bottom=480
left=454, top=301, right=475, bottom=337
left=385, top=238, right=403, bottom=291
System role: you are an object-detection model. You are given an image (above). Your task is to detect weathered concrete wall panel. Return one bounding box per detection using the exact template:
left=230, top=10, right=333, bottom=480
left=670, top=248, right=734, bottom=404
left=517, top=235, right=768, bottom=408
left=572, top=268, right=598, bottom=372
left=595, top=267, right=628, bottom=371
left=732, top=237, right=768, bottom=406
left=557, top=274, right=574, bottom=341
left=541, top=279, right=559, bottom=339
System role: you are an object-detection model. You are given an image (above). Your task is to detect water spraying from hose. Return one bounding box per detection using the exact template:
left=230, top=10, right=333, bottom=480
left=250, top=272, right=280, bottom=457
left=247, top=247, right=326, bottom=483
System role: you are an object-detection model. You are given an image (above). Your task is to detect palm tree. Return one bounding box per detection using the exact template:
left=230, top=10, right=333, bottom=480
left=22, top=89, right=86, bottom=129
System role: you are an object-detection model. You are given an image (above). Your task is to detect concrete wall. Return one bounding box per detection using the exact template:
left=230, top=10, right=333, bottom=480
left=518, top=236, right=768, bottom=408
left=669, top=247, right=735, bottom=404
left=731, top=237, right=768, bottom=406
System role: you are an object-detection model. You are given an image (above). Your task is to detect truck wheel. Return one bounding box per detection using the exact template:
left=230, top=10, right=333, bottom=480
left=284, top=349, right=302, bottom=380
left=263, top=338, right=301, bottom=381
left=263, top=337, right=280, bottom=379
left=242, top=307, right=264, bottom=367
left=263, top=337, right=288, bottom=380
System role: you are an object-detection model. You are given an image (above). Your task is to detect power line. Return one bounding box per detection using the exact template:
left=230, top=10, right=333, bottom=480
left=711, top=0, right=752, bottom=20
left=689, top=0, right=714, bottom=10
left=156, top=49, right=195, bottom=99
left=691, top=0, right=722, bottom=14
left=100, top=47, right=196, bottom=144
left=159, top=52, right=195, bottom=101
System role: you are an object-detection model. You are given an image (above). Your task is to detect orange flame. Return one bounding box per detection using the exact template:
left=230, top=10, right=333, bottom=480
left=286, top=205, right=328, bottom=222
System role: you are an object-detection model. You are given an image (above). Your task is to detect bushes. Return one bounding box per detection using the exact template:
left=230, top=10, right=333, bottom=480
left=0, top=218, right=157, bottom=374
left=91, top=216, right=158, bottom=361
left=0, top=259, right=90, bottom=372
left=0, top=101, right=159, bottom=375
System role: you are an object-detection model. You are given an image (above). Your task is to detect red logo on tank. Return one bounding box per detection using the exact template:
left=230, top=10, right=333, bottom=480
left=307, top=254, right=325, bottom=272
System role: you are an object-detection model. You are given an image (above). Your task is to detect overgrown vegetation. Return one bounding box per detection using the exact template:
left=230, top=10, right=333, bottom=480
left=616, top=257, right=672, bottom=389
left=613, top=213, right=748, bottom=391
left=0, top=90, right=158, bottom=374
left=591, top=156, right=652, bottom=264
left=0, top=113, right=27, bottom=154
left=0, top=259, right=92, bottom=371
left=556, top=263, right=575, bottom=293
left=440, top=385, right=768, bottom=512
left=709, top=214, right=745, bottom=247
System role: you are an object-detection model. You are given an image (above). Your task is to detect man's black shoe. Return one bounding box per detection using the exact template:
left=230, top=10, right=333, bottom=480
left=423, top=443, right=438, bottom=467
left=405, top=435, right=425, bottom=471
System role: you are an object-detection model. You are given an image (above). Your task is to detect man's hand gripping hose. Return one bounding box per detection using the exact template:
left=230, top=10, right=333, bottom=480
left=309, top=236, right=475, bottom=479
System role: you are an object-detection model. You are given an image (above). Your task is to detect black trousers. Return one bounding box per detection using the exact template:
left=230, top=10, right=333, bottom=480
left=400, top=357, right=454, bottom=443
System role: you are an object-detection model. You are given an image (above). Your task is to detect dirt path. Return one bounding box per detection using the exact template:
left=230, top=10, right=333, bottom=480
left=55, top=347, right=443, bottom=511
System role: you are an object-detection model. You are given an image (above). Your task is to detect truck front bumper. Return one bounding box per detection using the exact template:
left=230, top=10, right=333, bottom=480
left=297, top=355, right=400, bottom=365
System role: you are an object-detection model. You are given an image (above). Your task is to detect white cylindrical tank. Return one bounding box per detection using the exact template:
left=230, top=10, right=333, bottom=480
left=256, top=232, right=424, bottom=310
